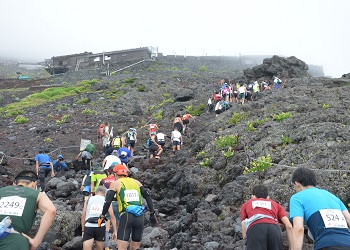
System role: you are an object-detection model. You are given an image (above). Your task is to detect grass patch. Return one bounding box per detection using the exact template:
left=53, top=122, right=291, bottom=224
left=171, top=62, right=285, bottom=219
left=76, top=98, right=90, bottom=104
left=14, top=115, right=28, bottom=124
left=199, top=65, right=207, bottom=72
left=124, top=77, right=135, bottom=84
left=149, top=98, right=174, bottom=111
left=0, top=83, right=92, bottom=117
left=272, top=112, right=292, bottom=122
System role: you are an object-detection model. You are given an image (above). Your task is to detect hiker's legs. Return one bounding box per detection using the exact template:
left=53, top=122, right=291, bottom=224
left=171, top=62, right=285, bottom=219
left=157, top=147, right=163, bottom=156
left=38, top=168, right=46, bottom=191
left=87, top=159, right=92, bottom=170
left=130, top=241, right=141, bottom=250
left=83, top=239, right=94, bottom=250
left=117, top=240, right=129, bottom=250
left=94, top=240, right=104, bottom=250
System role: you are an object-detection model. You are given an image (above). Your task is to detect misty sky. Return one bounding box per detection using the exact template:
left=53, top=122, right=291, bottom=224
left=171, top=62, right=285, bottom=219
left=1, top=0, right=349, bottom=77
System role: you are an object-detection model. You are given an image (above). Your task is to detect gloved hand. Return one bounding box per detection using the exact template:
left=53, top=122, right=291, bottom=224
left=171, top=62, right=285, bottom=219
left=150, top=212, right=157, bottom=227
left=97, top=214, right=105, bottom=227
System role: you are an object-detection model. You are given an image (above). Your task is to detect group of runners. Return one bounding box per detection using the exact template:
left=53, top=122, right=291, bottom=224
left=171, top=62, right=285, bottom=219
left=3, top=75, right=350, bottom=250
left=208, top=77, right=286, bottom=115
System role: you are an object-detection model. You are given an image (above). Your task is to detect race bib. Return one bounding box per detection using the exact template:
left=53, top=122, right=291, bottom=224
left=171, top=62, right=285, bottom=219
left=252, top=200, right=271, bottom=210
left=0, top=196, right=26, bottom=216
left=319, top=209, right=348, bottom=228
left=89, top=203, right=103, bottom=216
left=124, top=190, right=140, bottom=202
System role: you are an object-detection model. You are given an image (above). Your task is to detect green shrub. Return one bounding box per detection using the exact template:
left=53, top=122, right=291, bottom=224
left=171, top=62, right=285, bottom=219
left=186, top=104, right=206, bottom=116
left=199, top=65, right=207, bottom=72
left=124, top=77, right=135, bottom=84
left=162, top=93, right=171, bottom=98
left=215, top=135, right=239, bottom=149
left=244, top=154, right=272, bottom=174
left=150, top=99, right=174, bottom=111
left=222, top=147, right=234, bottom=166
left=322, top=103, right=331, bottom=109
left=196, top=150, right=206, bottom=158
left=79, top=79, right=98, bottom=86
left=14, top=115, right=28, bottom=124
left=56, top=114, right=70, bottom=124
left=199, top=158, right=210, bottom=167
left=47, top=114, right=53, bottom=118
left=153, top=110, right=163, bottom=122
left=272, top=112, right=292, bottom=122
left=192, top=74, right=198, bottom=77
left=171, top=67, right=180, bottom=71
left=246, top=118, right=269, bottom=131
left=43, top=137, right=52, bottom=143
left=76, top=98, right=90, bottom=104
left=246, top=122, right=256, bottom=132
left=55, top=104, right=70, bottom=110
left=137, top=85, right=145, bottom=92
left=146, top=67, right=154, bottom=71
left=227, top=112, right=246, bottom=125
left=82, top=109, right=97, bottom=115
left=282, top=135, right=293, bottom=145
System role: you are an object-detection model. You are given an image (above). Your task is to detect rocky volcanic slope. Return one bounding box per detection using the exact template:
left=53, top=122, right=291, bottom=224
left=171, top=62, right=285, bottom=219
left=0, top=56, right=350, bottom=250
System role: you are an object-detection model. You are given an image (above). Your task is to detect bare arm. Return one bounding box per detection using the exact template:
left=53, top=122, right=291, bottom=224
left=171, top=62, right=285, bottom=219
left=241, top=220, right=246, bottom=239
left=35, top=161, right=39, bottom=174
left=343, top=209, right=350, bottom=228
left=81, top=200, right=87, bottom=234
left=50, top=162, right=55, bottom=177
left=281, top=216, right=293, bottom=250
left=76, top=151, right=82, bottom=160
left=22, top=193, right=56, bottom=250
left=108, top=204, right=117, bottom=240
left=292, top=216, right=304, bottom=250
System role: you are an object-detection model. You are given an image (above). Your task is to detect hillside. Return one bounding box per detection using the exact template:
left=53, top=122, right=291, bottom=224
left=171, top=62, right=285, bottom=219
left=0, top=56, right=349, bottom=250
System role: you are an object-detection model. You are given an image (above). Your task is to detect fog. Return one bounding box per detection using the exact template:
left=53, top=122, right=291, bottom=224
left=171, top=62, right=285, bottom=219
left=1, top=0, right=349, bottom=77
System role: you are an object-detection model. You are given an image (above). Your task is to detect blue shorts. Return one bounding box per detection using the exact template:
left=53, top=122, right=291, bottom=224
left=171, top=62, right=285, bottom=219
left=83, top=186, right=91, bottom=196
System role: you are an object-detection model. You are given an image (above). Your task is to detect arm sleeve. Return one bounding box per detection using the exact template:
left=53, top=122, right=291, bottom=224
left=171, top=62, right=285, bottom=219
left=101, top=190, right=116, bottom=216
left=140, top=186, right=155, bottom=213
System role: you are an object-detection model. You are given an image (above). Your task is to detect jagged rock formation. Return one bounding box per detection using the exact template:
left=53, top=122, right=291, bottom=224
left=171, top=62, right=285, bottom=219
left=243, top=55, right=309, bottom=81
left=0, top=56, right=349, bottom=250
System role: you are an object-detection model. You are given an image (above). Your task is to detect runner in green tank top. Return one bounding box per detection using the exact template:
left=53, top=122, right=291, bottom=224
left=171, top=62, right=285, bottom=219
left=0, top=170, right=56, bottom=250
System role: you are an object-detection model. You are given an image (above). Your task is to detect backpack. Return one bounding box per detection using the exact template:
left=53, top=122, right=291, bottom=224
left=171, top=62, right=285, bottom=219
left=126, top=131, right=135, bottom=141
left=97, top=124, right=106, bottom=138
left=147, top=137, right=153, bottom=147
left=84, top=144, right=96, bottom=155
left=112, top=136, right=121, bottom=149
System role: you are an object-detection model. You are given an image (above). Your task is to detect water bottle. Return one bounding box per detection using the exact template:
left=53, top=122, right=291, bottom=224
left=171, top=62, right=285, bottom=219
left=0, top=216, right=12, bottom=237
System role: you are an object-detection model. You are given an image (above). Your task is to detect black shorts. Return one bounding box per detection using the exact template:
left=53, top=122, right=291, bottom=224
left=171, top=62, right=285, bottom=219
left=246, top=223, right=283, bottom=250
left=182, top=119, right=189, bottom=125
left=172, top=141, right=181, bottom=146
left=127, top=140, right=135, bottom=147
left=117, top=212, right=144, bottom=242
left=158, top=141, right=165, bottom=146
left=83, top=226, right=106, bottom=242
